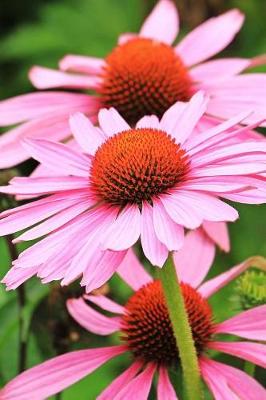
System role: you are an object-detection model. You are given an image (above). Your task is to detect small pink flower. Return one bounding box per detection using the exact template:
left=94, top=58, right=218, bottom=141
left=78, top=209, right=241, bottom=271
left=0, top=0, right=266, bottom=167
left=1, top=248, right=265, bottom=400
left=0, top=93, right=265, bottom=290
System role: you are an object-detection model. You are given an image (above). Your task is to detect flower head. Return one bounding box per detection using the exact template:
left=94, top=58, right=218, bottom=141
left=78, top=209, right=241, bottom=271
left=0, top=0, right=266, bottom=167
left=0, top=93, right=266, bottom=290
left=1, top=249, right=265, bottom=399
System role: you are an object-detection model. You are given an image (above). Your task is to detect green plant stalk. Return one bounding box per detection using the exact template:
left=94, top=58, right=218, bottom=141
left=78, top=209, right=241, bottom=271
left=158, top=254, right=203, bottom=400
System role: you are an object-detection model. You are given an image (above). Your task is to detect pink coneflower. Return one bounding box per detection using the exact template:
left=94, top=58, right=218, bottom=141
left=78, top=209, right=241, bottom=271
left=1, top=249, right=265, bottom=399
left=0, top=93, right=266, bottom=290
left=0, top=0, right=265, bottom=167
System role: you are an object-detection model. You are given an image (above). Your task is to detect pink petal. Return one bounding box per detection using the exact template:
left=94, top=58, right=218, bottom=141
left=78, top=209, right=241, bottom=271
left=208, top=341, right=266, bottom=368
left=222, top=188, right=266, bottom=204
left=140, top=202, right=168, bottom=267
left=176, top=9, right=244, bottom=66
left=160, top=100, right=187, bottom=134
left=83, top=249, right=127, bottom=293
left=59, top=54, right=105, bottom=74
left=157, top=366, right=178, bottom=400
left=29, top=66, right=101, bottom=90
left=199, top=256, right=266, bottom=298
left=190, top=58, right=250, bottom=82
left=136, top=115, right=160, bottom=129
left=0, top=346, right=126, bottom=400
left=69, top=112, right=105, bottom=155
left=214, top=305, right=266, bottom=340
left=67, top=298, right=121, bottom=335
left=98, top=360, right=143, bottom=400
left=1, top=176, right=89, bottom=195
left=22, top=138, right=90, bottom=176
left=98, top=108, right=130, bottom=137
left=200, top=357, right=266, bottom=400
left=160, top=193, right=202, bottom=229
left=170, top=91, right=208, bottom=144
left=116, top=248, right=152, bottom=291
left=14, top=199, right=94, bottom=242
left=173, top=228, right=215, bottom=287
left=84, top=294, right=125, bottom=315
left=113, top=363, right=156, bottom=400
left=153, top=199, right=184, bottom=251
left=1, top=266, right=39, bottom=290
left=0, top=91, right=95, bottom=126
left=202, top=221, right=230, bottom=252
left=102, top=205, right=141, bottom=251
left=118, top=33, right=138, bottom=45
left=139, top=0, right=179, bottom=44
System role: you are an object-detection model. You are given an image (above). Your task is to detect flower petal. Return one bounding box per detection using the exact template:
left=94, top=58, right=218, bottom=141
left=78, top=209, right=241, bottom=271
left=102, top=205, right=141, bottom=251
left=176, top=9, right=244, bottom=66
left=139, top=0, right=179, bottom=44
left=84, top=294, right=125, bottom=315
left=0, top=346, right=126, bottom=400
left=208, top=341, right=266, bottom=369
left=157, top=366, right=178, bottom=400
left=141, top=202, right=168, bottom=267
left=214, top=305, right=266, bottom=340
left=59, top=54, right=105, bottom=74
left=200, top=357, right=266, bottom=400
left=69, top=112, right=105, bottom=155
left=199, top=256, right=266, bottom=298
left=29, top=66, right=101, bottom=90
left=202, top=221, right=230, bottom=252
left=67, top=298, right=121, bottom=335
left=136, top=115, right=160, bottom=129
left=98, top=108, right=130, bottom=137
left=190, top=58, right=250, bottom=82
left=173, top=228, right=215, bottom=287
left=97, top=360, right=143, bottom=400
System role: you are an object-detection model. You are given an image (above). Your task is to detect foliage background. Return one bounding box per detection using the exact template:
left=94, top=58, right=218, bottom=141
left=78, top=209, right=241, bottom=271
left=0, top=0, right=265, bottom=398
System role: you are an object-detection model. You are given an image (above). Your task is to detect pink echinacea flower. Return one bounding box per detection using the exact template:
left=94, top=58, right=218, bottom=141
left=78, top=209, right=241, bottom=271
left=0, top=93, right=266, bottom=290
left=0, top=0, right=266, bottom=167
left=1, top=248, right=265, bottom=400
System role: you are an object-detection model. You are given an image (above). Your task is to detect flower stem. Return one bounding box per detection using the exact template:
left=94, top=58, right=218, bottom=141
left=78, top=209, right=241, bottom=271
left=158, top=254, right=203, bottom=400
left=5, top=234, right=27, bottom=373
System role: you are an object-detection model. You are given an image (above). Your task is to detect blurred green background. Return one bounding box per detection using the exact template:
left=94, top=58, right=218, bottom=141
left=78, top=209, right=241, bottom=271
left=0, top=0, right=265, bottom=398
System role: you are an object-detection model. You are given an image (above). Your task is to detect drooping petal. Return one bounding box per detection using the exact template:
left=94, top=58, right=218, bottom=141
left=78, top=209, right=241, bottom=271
left=0, top=346, right=126, bottom=400
left=84, top=294, right=125, bottom=315
left=200, top=357, right=266, bottom=400
left=173, top=228, right=215, bottom=287
left=22, top=138, right=90, bottom=177
left=157, top=366, right=178, bottom=400
left=140, top=202, right=168, bottom=267
left=116, top=249, right=152, bottom=291
left=67, top=298, right=121, bottom=335
left=113, top=363, right=156, bottom=400
left=0, top=91, right=95, bottom=126
left=153, top=199, right=184, bottom=251
left=59, top=54, right=105, bottom=74
left=69, top=112, right=105, bottom=155
left=1, top=266, right=39, bottom=290
left=102, top=205, right=141, bottom=251
left=98, top=108, right=130, bottom=137
left=208, top=341, right=266, bottom=369
left=29, top=66, right=101, bottom=90
left=199, top=256, right=266, bottom=298
left=214, top=305, right=266, bottom=340
left=202, top=221, right=230, bottom=252
left=176, top=9, right=244, bottom=66
left=139, top=0, right=179, bottom=44
left=97, top=360, right=143, bottom=400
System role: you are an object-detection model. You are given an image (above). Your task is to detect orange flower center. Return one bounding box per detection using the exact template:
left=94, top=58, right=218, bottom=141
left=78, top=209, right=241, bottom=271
left=121, top=280, right=214, bottom=366
left=90, top=128, right=189, bottom=206
left=99, top=38, right=192, bottom=124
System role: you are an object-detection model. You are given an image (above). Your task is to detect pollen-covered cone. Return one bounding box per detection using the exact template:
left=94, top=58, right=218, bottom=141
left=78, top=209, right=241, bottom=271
left=0, top=92, right=266, bottom=291
left=0, top=0, right=266, bottom=167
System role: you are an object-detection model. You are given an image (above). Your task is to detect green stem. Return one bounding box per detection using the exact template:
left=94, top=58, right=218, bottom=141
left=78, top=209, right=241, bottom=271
left=244, top=361, right=255, bottom=377
left=158, top=254, right=203, bottom=400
